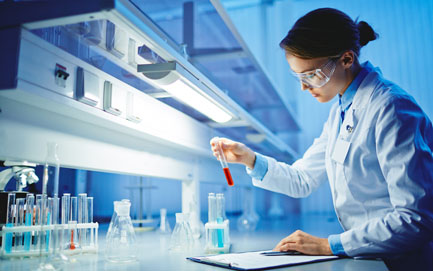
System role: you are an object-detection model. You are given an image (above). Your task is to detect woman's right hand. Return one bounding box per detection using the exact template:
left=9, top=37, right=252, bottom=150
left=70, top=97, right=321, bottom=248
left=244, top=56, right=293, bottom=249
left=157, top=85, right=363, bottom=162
left=210, top=137, right=256, bottom=169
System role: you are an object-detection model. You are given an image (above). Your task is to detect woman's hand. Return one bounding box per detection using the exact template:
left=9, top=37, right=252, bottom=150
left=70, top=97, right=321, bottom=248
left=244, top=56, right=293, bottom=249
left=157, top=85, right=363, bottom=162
left=210, top=137, right=256, bottom=169
left=273, top=230, right=333, bottom=255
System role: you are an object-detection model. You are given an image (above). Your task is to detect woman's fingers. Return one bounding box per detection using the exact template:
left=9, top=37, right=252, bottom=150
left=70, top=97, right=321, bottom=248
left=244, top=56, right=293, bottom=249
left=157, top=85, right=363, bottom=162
left=273, top=230, right=332, bottom=255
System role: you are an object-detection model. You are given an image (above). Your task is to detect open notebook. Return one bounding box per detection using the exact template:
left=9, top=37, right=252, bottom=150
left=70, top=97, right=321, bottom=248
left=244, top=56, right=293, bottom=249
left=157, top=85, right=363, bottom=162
left=187, top=250, right=338, bottom=270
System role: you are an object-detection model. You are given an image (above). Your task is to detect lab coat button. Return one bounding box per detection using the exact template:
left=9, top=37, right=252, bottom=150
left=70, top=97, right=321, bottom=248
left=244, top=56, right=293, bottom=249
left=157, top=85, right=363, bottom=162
left=346, top=125, right=353, bottom=133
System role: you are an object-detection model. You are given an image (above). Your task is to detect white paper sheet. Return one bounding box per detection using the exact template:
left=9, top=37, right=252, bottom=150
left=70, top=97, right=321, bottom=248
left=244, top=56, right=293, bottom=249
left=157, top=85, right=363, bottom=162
left=189, top=250, right=338, bottom=270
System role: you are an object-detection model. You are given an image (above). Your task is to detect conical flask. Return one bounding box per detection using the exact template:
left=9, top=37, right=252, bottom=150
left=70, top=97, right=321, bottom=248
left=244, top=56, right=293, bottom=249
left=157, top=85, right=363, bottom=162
left=237, top=187, right=259, bottom=232
left=105, top=200, right=137, bottom=263
left=169, top=213, right=194, bottom=251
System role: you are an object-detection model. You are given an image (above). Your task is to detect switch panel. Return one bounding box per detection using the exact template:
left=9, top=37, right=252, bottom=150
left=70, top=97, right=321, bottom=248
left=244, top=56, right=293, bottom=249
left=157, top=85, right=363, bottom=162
left=54, top=63, right=69, bottom=88
left=75, top=67, right=99, bottom=106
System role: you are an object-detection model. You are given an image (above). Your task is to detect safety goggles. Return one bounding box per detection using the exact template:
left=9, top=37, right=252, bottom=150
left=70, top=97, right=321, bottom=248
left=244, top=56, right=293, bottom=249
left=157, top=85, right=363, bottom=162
left=291, top=58, right=337, bottom=88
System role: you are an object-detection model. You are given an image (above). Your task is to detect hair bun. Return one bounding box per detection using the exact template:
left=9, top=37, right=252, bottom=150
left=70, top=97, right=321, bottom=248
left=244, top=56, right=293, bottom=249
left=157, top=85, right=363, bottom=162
left=357, top=21, right=378, bottom=46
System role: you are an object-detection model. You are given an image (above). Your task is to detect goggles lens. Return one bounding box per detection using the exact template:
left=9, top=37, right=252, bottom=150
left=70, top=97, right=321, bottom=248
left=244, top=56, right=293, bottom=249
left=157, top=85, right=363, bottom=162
left=291, top=59, right=336, bottom=88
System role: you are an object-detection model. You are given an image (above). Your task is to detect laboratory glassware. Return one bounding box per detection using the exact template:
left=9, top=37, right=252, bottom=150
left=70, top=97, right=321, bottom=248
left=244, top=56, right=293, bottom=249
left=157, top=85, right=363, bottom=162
left=34, top=195, right=42, bottom=250
left=61, top=193, right=70, bottom=249
left=87, top=197, right=94, bottom=247
left=5, top=193, right=16, bottom=253
left=157, top=208, right=172, bottom=234
left=169, top=213, right=194, bottom=251
left=213, top=137, right=234, bottom=186
left=68, top=196, right=79, bottom=250
left=205, top=193, right=230, bottom=253
left=24, top=194, right=35, bottom=251
left=15, top=198, right=26, bottom=250
left=188, top=201, right=204, bottom=240
left=78, top=193, right=88, bottom=247
left=45, top=142, right=60, bottom=197
left=105, top=200, right=137, bottom=263
left=237, top=187, right=259, bottom=232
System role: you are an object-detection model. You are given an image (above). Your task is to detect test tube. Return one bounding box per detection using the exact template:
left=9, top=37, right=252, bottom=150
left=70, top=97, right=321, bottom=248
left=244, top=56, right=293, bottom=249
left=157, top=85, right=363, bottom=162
left=78, top=193, right=87, bottom=247
left=61, top=193, right=70, bottom=250
left=215, top=194, right=225, bottom=248
left=51, top=196, right=60, bottom=254
left=24, top=194, right=35, bottom=251
left=14, top=198, right=25, bottom=250
left=5, top=193, right=16, bottom=253
left=214, top=137, right=234, bottom=186
left=34, top=195, right=42, bottom=250
left=87, top=197, right=94, bottom=247
left=208, top=193, right=218, bottom=247
left=46, top=198, right=53, bottom=252
left=69, top=196, right=78, bottom=250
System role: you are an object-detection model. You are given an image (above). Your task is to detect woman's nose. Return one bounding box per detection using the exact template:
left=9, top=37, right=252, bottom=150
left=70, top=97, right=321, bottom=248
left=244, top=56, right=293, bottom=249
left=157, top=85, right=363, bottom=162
left=300, top=81, right=311, bottom=91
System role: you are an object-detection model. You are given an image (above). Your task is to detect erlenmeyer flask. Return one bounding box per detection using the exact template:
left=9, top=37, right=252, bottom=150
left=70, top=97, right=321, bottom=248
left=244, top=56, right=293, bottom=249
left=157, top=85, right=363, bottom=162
left=169, top=213, right=193, bottom=251
left=105, top=200, right=137, bottom=263
left=237, top=187, right=259, bottom=232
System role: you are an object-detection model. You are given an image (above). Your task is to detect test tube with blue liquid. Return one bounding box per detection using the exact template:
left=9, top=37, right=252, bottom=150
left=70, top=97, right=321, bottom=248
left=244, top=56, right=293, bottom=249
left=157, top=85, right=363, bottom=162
left=216, top=194, right=225, bottom=248
left=5, top=193, right=16, bottom=253
left=24, top=194, right=35, bottom=251
left=208, top=193, right=218, bottom=247
left=45, top=197, right=53, bottom=252
left=15, top=198, right=25, bottom=250
left=34, top=195, right=42, bottom=250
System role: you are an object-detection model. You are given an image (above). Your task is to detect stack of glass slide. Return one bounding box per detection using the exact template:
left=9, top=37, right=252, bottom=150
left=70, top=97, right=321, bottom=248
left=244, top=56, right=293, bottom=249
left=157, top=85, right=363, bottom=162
left=1, top=192, right=98, bottom=257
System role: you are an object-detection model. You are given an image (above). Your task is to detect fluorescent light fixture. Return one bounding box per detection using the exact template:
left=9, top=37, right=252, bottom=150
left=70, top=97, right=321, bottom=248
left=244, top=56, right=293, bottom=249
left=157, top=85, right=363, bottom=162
left=138, top=62, right=233, bottom=123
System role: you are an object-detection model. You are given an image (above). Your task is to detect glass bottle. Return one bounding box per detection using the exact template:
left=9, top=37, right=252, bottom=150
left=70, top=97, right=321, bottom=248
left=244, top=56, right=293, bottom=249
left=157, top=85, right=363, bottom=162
left=157, top=208, right=172, bottom=234
left=105, top=200, right=137, bottom=263
left=237, top=187, right=259, bottom=232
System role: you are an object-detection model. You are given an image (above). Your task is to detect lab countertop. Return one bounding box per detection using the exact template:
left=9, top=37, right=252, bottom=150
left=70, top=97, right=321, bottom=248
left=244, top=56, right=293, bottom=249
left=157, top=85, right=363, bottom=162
left=0, top=214, right=389, bottom=271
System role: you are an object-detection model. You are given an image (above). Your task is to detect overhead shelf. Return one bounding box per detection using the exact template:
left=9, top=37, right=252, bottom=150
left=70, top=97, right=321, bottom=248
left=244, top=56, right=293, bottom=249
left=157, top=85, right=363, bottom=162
left=0, top=0, right=299, bottom=162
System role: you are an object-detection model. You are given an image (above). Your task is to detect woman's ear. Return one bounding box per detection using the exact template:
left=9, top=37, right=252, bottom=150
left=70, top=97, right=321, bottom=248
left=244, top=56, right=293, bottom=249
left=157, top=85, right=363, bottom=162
left=340, top=50, right=355, bottom=68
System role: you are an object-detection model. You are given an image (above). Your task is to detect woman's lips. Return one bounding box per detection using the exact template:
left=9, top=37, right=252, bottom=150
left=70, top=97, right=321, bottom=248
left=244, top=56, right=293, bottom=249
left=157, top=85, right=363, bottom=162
left=310, top=92, right=319, bottom=97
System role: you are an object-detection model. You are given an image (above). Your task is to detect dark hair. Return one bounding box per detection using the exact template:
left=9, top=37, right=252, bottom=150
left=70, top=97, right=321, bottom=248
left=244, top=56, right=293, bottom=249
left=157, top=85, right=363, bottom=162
left=280, top=8, right=378, bottom=59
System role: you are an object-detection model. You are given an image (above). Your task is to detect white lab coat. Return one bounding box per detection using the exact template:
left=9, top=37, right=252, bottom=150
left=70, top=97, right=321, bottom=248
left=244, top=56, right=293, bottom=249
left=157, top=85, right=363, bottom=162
left=252, top=62, right=433, bottom=259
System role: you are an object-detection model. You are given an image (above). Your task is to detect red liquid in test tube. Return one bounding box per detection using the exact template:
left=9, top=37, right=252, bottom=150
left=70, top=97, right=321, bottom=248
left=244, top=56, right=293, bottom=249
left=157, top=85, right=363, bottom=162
left=223, top=167, right=234, bottom=186
left=215, top=138, right=234, bottom=186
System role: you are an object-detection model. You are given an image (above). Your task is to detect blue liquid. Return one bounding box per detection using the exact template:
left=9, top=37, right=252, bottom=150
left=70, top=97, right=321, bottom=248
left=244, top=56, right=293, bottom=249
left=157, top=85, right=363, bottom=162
left=45, top=212, right=51, bottom=252
left=5, top=223, right=13, bottom=253
left=216, top=217, right=224, bottom=248
left=24, top=213, right=33, bottom=251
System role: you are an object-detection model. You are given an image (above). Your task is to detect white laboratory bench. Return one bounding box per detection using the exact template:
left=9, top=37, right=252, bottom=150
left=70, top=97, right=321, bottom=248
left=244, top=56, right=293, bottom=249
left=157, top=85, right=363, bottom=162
left=0, top=214, right=389, bottom=271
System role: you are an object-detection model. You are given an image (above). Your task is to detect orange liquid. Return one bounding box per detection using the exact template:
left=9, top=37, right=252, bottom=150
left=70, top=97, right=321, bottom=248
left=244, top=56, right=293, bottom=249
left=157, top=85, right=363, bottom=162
left=70, top=231, right=75, bottom=250
left=223, top=167, right=234, bottom=186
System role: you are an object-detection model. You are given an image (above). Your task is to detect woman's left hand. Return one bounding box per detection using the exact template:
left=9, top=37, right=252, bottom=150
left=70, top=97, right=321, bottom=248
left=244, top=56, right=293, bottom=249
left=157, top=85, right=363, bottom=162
left=273, top=230, right=333, bottom=255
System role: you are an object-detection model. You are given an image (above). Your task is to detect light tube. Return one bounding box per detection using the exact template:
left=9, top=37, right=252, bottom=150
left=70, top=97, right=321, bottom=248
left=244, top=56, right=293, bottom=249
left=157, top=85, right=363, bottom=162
left=139, top=62, right=233, bottom=123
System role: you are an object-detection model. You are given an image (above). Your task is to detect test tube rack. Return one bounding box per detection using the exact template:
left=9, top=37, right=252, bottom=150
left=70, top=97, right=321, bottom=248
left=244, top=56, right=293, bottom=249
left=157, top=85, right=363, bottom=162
left=0, top=222, right=98, bottom=258
left=205, top=220, right=231, bottom=254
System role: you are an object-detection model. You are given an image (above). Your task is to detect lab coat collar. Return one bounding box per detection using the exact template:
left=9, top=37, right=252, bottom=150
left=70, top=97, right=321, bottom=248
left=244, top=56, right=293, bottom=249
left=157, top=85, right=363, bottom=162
left=351, top=61, right=382, bottom=110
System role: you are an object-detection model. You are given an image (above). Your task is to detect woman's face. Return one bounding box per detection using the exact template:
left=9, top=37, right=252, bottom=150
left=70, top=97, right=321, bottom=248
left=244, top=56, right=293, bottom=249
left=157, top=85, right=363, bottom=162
left=286, top=53, right=349, bottom=103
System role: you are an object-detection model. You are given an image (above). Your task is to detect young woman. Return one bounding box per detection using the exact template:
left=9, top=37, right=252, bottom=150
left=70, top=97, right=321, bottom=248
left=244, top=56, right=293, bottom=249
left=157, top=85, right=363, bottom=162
left=210, top=8, right=433, bottom=270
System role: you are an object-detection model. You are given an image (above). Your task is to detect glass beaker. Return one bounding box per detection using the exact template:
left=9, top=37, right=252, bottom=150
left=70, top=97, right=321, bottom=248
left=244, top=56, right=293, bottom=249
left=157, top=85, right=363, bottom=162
left=237, top=187, right=259, bottom=232
left=105, top=200, right=137, bottom=263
